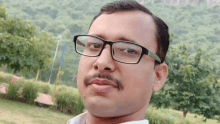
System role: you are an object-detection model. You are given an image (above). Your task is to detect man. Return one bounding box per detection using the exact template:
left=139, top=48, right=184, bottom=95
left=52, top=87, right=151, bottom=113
left=68, top=0, right=169, bottom=124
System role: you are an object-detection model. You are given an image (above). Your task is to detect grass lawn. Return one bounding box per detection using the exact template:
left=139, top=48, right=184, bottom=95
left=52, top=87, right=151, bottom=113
left=0, top=98, right=74, bottom=124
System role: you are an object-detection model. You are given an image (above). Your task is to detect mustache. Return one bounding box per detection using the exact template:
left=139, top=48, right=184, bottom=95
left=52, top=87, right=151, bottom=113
left=84, top=73, right=124, bottom=90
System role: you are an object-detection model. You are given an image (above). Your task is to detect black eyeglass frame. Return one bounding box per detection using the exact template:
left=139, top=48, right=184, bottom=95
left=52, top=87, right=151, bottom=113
left=73, top=35, right=161, bottom=64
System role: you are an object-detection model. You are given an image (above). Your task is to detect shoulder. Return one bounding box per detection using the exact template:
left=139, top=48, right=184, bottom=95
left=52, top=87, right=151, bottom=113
left=67, top=118, right=75, bottom=124
left=66, top=112, right=87, bottom=124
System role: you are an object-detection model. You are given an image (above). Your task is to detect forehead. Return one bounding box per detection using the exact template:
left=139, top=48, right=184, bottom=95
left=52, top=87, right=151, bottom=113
left=88, top=11, right=157, bottom=52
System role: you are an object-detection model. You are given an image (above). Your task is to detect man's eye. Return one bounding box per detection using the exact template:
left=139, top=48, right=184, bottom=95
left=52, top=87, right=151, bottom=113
left=120, top=48, right=138, bottom=54
left=127, top=49, right=138, bottom=54
left=87, top=42, right=102, bottom=48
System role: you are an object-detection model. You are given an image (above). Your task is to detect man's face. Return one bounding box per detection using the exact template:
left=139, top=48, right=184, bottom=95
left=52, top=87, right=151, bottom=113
left=77, top=11, right=159, bottom=117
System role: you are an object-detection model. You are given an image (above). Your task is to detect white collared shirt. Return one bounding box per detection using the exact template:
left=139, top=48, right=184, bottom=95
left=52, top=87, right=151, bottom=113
left=67, top=112, right=149, bottom=124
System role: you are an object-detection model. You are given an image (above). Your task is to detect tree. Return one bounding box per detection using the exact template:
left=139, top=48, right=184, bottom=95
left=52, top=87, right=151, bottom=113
left=165, top=44, right=220, bottom=118
left=0, top=5, right=55, bottom=75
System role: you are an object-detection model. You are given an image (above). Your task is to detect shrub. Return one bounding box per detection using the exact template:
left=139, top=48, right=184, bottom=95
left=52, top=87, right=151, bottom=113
left=72, top=95, right=84, bottom=114
left=145, top=111, right=174, bottom=124
left=6, top=77, right=26, bottom=100
left=7, top=83, right=20, bottom=100
left=39, top=83, right=51, bottom=94
left=55, top=91, right=84, bottom=114
left=55, top=84, right=79, bottom=94
left=0, top=71, right=13, bottom=84
left=16, top=78, right=25, bottom=86
left=22, top=81, right=39, bottom=104
left=55, top=91, right=75, bottom=113
left=57, top=86, right=67, bottom=92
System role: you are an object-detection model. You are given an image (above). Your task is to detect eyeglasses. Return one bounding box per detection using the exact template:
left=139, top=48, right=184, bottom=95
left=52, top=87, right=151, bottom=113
left=73, top=35, right=161, bottom=64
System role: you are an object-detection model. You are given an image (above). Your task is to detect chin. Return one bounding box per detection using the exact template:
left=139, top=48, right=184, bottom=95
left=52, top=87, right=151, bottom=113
left=85, top=102, right=118, bottom=117
left=87, top=108, right=121, bottom=118
left=85, top=102, right=133, bottom=118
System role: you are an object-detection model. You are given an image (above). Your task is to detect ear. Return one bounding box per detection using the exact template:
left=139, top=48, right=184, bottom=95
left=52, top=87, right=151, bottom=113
left=152, top=63, right=168, bottom=92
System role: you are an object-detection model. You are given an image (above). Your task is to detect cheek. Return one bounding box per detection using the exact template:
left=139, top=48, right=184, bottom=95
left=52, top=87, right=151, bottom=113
left=77, top=59, right=86, bottom=82
left=123, top=66, right=154, bottom=95
left=78, top=57, right=93, bottom=74
left=77, top=57, right=93, bottom=92
left=118, top=67, right=154, bottom=108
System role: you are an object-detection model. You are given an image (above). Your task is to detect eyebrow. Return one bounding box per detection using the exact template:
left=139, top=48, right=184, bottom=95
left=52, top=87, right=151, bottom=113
left=90, top=33, right=136, bottom=43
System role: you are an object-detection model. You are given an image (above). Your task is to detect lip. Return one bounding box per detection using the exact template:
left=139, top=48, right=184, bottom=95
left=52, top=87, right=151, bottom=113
left=89, top=79, right=117, bottom=93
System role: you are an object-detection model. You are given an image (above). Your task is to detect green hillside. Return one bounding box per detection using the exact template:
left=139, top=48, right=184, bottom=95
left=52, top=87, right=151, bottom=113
left=1, top=0, right=219, bottom=81
left=1, top=0, right=219, bottom=46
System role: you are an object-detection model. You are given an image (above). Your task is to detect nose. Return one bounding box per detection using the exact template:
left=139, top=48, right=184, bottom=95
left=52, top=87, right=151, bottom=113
left=93, top=45, right=116, bottom=73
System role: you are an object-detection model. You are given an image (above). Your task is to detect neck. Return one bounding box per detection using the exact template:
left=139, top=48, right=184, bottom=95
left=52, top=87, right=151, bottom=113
left=85, top=108, right=146, bottom=124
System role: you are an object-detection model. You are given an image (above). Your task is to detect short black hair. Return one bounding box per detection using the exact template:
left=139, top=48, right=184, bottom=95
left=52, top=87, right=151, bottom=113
left=89, top=0, right=170, bottom=64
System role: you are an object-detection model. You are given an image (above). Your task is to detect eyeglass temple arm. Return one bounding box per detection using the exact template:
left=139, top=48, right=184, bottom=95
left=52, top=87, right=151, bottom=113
left=148, top=51, right=161, bottom=63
